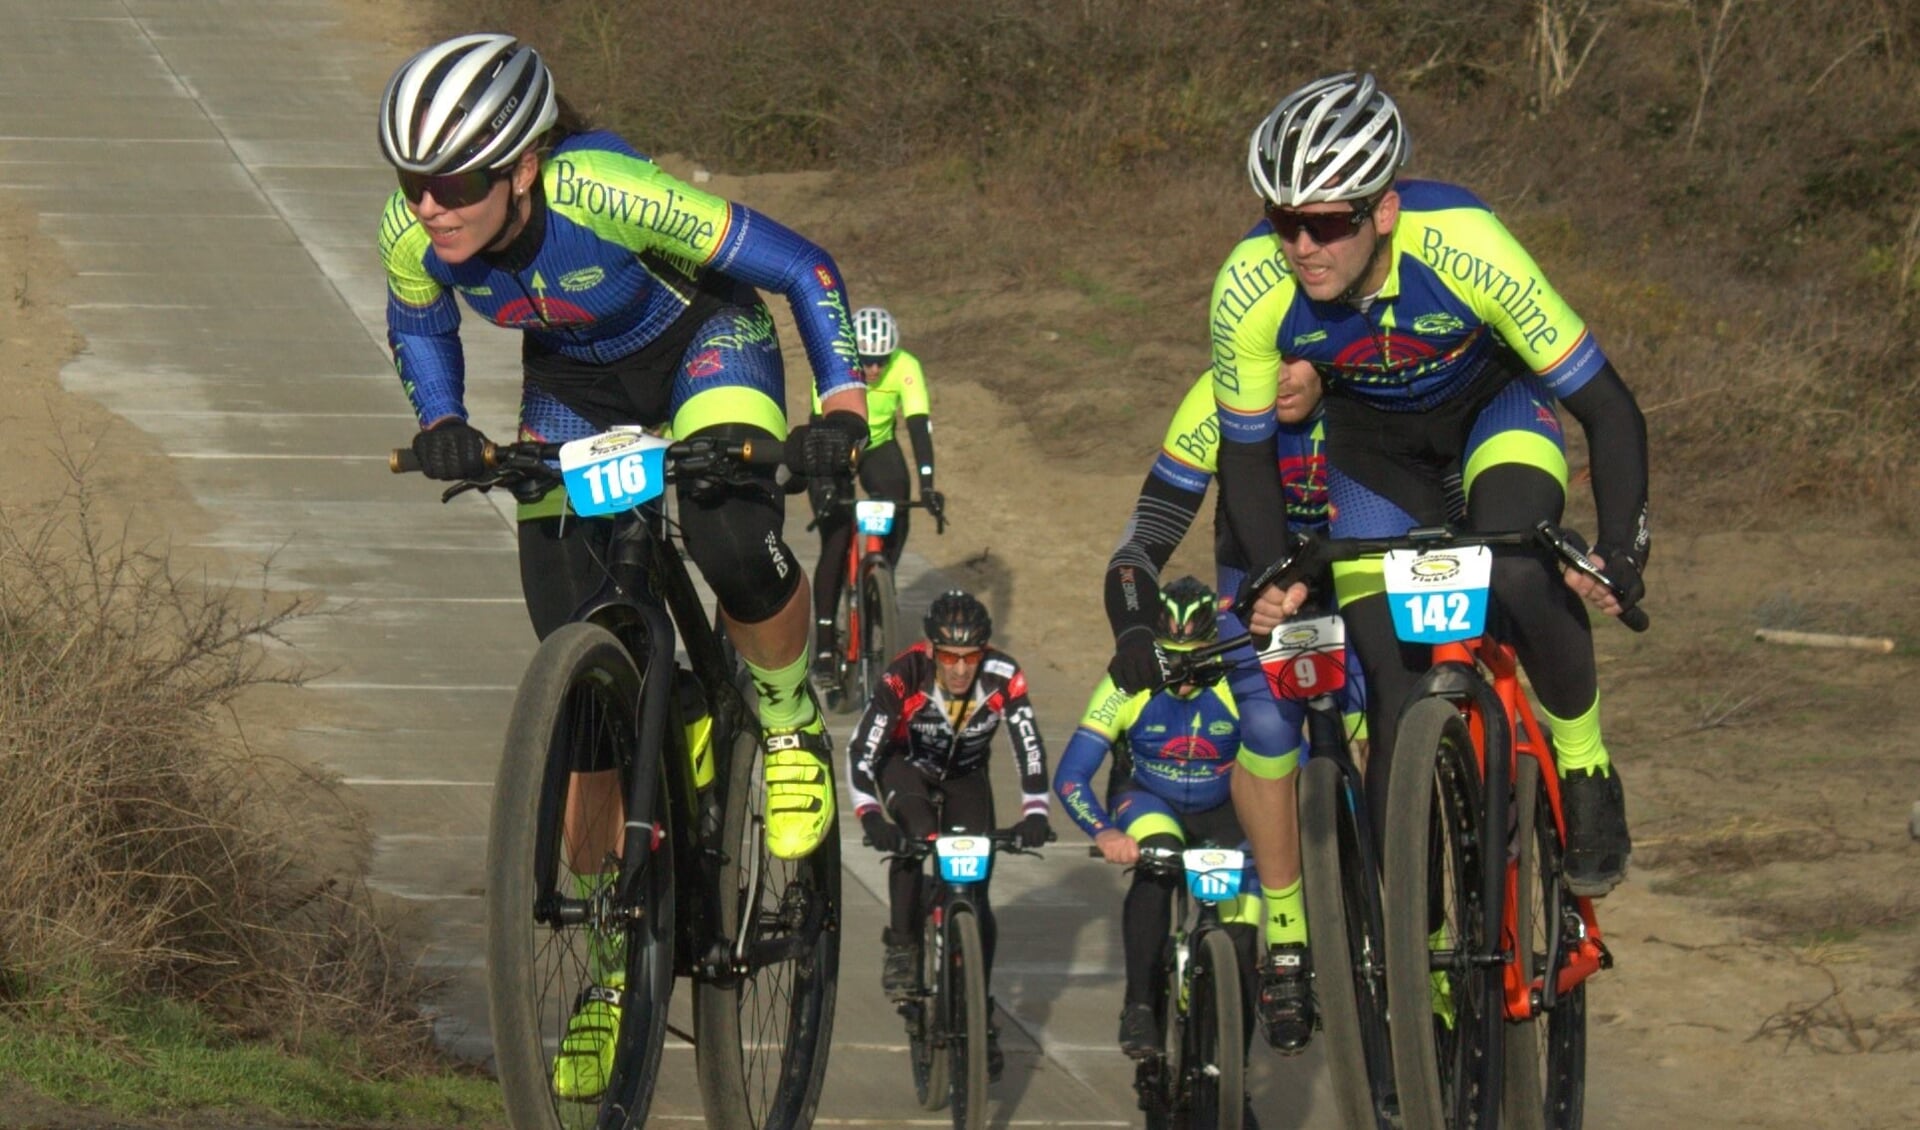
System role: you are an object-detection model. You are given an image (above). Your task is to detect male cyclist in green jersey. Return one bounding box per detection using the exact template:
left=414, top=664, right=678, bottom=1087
left=1212, top=73, right=1649, bottom=897
left=807, top=307, right=945, bottom=682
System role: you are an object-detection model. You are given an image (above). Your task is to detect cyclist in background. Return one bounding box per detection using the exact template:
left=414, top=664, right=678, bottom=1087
left=1102, top=360, right=1339, bottom=1054
left=845, top=590, right=1052, bottom=1082
left=1057, top=578, right=1268, bottom=1121
left=1213, top=72, right=1648, bottom=896
left=809, top=307, right=944, bottom=683
left=376, top=34, right=862, bottom=1099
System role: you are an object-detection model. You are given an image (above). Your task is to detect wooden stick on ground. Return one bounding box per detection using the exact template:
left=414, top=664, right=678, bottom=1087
left=1753, top=628, right=1896, bottom=654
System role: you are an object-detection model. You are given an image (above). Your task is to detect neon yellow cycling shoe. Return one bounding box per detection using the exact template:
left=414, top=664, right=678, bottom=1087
left=551, top=977, right=623, bottom=1102
left=763, top=723, right=835, bottom=860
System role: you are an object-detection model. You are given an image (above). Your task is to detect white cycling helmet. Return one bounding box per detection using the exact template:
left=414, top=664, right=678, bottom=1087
left=379, top=34, right=559, bottom=175
left=1248, top=72, right=1409, bottom=206
left=853, top=307, right=899, bottom=357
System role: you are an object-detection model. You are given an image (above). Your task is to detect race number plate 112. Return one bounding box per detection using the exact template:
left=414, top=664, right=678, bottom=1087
left=1382, top=545, right=1493, bottom=644
left=558, top=428, right=672, bottom=518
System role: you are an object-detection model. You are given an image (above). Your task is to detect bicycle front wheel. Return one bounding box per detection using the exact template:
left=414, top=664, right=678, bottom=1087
left=1384, top=697, right=1503, bottom=1130
left=1502, top=755, right=1587, bottom=1130
left=487, top=622, right=675, bottom=1130
left=1300, top=755, right=1396, bottom=1128
left=946, top=907, right=990, bottom=1130
left=1184, top=928, right=1245, bottom=1130
left=856, top=557, right=901, bottom=705
left=912, top=896, right=949, bottom=1111
left=694, top=694, right=841, bottom=1130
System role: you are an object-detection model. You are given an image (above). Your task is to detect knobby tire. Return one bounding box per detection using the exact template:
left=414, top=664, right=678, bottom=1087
left=948, top=909, right=990, bottom=1130
left=1384, top=697, right=1503, bottom=1130
left=1502, top=756, right=1588, bottom=1130
left=487, top=622, right=674, bottom=1130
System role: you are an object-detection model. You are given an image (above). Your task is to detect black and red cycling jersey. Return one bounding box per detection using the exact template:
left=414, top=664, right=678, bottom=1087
left=845, top=641, right=1050, bottom=822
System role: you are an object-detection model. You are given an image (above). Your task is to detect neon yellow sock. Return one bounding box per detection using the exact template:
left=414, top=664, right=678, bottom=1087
left=1263, top=878, right=1308, bottom=947
left=745, top=649, right=819, bottom=731
left=1540, top=695, right=1611, bottom=777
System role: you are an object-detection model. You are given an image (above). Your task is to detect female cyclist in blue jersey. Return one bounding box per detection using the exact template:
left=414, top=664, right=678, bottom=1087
left=375, top=34, right=864, bottom=1098
left=1212, top=73, right=1649, bottom=897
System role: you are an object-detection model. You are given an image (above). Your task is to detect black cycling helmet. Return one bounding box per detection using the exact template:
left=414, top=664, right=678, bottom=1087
left=1156, top=576, right=1219, bottom=650
left=924, top=590, right=992, bottom=648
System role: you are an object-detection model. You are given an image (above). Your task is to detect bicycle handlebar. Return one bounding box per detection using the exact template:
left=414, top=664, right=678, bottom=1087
left=389, top=435, right=794, bottom=482
left=862, top=827, right=1056, bottom=860
left=1237, top=521, right=1650, bottom=633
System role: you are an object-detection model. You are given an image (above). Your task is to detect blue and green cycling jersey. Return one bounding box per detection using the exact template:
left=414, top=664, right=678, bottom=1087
left=379, top=129, right=862, bottom=426
left=1054, top=676, right=1286, bottom=838
left=1209, top=180, right=1608, bottom=444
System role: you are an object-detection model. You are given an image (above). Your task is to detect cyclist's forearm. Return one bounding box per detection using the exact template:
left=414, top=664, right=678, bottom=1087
left=1217, top=437, right=1294, bottom=583
left=1053, top=728, right=1115, bottom=835
left=1004, top=698, right=1049, bottom=803
left=905, top=414, right=934, bottom=488
left=1104, top=474, right=1204, bottom=638
left=1560, top=363, right=1650, bottom=560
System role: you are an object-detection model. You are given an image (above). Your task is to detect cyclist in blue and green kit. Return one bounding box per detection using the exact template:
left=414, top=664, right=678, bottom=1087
left=376, top=33, right=864, bottom=1099
left=1211, top=73, right=1649, bottom=899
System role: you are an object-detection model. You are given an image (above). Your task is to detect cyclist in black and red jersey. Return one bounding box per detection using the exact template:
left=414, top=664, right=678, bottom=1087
left=845, top=590, right=1053, bottom=1081
left=1213, top=73, right=1649, bottom=896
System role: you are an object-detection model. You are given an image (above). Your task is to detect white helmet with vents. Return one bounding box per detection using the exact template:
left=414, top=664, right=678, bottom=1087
left=1248, top=72, right=1409, bottom=206
left=853, top=307, right=899, bottom=357
left=379, top=34, right=558, bottom=175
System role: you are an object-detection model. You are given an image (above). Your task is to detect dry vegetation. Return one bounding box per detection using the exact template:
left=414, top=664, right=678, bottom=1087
left=457, top=0, right=1918, bottom=524
left=0, top=464, right=431, bottom=1069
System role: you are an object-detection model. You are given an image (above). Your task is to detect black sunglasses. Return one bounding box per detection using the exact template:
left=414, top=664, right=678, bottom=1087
left=1264, top=200, right=1374, bottom=245
left=397, top=168, right=507, bottom=209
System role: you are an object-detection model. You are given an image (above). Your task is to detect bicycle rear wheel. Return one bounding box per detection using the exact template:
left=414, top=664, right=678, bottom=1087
left=1184, top=928, right=1245, bottom=1130
left=856, top=557, right=901, bottom=705
left=1502, top=756, right=1588, bottom=1130
left=694, top=682, right=842, bottom=1130
left=1300, top=755, right=1395, bottom=1128
left=911, top=899, right=949, bottom=1111
left=487, top=622, right=675, bottom=1130
left=1384, top=697, right=1503, bottom=1130
left=947, top=908, right=990, bottom=1130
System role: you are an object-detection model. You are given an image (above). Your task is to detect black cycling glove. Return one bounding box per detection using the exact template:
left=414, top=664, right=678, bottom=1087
left=922, top=488, right=947, bottom=528
left=1590, top=542, right=1647, bottom=608
left=796, top=410, right=865, bottom=513
left=411, top=420, right=490, bottom=481
left=1108, top=625, right=1171, bottom=695
left=1015, top=813, right=1053, bottom=849
left=861, top=810, right=905, bottom=854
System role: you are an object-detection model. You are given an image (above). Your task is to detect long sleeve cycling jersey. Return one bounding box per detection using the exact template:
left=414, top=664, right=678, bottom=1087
left=1208, top=179, right=1648, bottom=572
left=811, top=349, right=932, bottom=454
left=379, top=130, right=862, bottom=426
left=845, top=641, right=1049, bottom=820
left=1105, top=369, right=1327, bottom=639
left=1053, top=677, right=1243, bottom=837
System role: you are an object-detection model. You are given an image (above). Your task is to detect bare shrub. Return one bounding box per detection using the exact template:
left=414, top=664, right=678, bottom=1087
left=0, top=463, right=432, bottom=1071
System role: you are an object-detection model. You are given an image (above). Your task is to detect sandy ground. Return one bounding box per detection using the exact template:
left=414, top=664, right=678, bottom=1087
left=1, top=2, right=1916, bottom=1125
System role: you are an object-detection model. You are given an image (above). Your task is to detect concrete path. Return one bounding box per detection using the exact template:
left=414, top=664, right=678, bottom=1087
left=0, top=2, right=1342, bottom=1125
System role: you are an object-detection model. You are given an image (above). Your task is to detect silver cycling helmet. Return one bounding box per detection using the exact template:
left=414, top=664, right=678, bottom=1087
left=852, top=307, right=899, bottom=357
left=1247, top=72, right=1409, bottom=206
left=379, top=34, right=559, bottom=175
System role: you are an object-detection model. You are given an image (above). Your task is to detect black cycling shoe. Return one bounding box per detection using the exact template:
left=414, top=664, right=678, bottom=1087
left=1259, top=945, right=1314, bottom=1054
left=1117, top=1001, right=1161, bottom=1059
left=881, top=929, right=918, bottom=1000
left=809, top=647, right=839, bottom=689
left=1561, top=765, right=1632, bottom=897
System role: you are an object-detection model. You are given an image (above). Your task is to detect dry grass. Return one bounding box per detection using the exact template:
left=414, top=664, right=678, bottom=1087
left=0, top=461, right=432, bottom=1072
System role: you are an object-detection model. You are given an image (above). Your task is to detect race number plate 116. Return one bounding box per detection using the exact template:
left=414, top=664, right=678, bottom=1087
left=558, top=428, right=672, bottom=517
